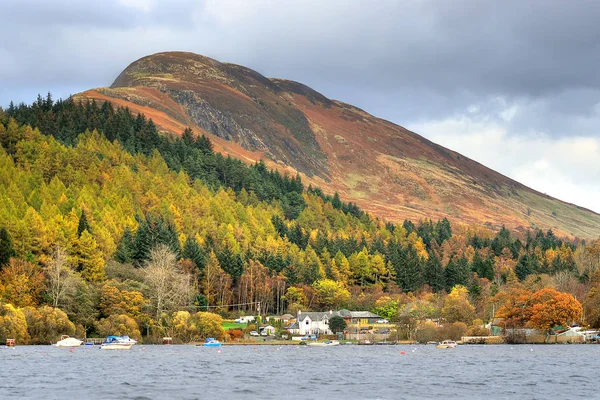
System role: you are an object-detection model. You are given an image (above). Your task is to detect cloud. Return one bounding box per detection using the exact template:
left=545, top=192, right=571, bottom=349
left=1, top=0, right=599, bottom=211
left=410, top=110, right=600, bottom=212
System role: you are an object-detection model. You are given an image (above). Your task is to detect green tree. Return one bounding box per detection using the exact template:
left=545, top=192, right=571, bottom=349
left=424, top=251, right=445, bottom=292
left=0, top=227, right=15, bottom=267
left=115, top=226, right=134, bottom=263
left=329, top=315, right=347, bottom=333
left=77, top=210, right=92, bottom=237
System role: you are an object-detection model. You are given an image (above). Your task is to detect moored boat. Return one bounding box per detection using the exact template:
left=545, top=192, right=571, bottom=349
left=100, top=335, right=137, bottom=350
left=202, top=338, right=222, bottom=347
left=307, top=340, right=340, bottom=347
left=436, top=340, right=457, bottom=349
left=55, top=335, right=83, bottom=347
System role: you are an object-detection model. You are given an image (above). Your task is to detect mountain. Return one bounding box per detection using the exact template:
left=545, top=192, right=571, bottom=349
left=75, top=51, right=600, bottom=238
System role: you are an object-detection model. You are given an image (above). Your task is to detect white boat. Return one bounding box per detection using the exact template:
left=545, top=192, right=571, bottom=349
left=307, top=340, right=340, bottom=347
left=100, top=335, right=137, bottom=350
left=436, top=340, right=457, bottom=349
left=55, top=335, right=83, bottom=347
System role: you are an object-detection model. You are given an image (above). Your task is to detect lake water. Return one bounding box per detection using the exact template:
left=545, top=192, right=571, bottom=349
left=0, top=344, right=597, bottom=399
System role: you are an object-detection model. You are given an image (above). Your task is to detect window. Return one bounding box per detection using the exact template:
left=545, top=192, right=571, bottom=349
left=306, top=320, right=309, bottom=325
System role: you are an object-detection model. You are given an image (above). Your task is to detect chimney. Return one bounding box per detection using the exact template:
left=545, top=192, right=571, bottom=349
left=330, top=310, right=333, bottom=314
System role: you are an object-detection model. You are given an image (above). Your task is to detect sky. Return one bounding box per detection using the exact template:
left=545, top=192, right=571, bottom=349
left=1, top=0, right=599, bottom=212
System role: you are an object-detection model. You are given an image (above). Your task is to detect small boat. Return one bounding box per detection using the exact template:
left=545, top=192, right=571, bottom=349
left=202, top=338, right=222, bottom=347
left=55, top=335, right=83, bottom=347
left=436, top=340, right=457, bottom=349
left=100, top=335, right=137, bottom=350
left=307, top=340, right=340, bottom=347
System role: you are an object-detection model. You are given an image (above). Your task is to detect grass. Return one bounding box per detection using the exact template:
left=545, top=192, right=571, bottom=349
left=222, top=322, right=248, bottom=330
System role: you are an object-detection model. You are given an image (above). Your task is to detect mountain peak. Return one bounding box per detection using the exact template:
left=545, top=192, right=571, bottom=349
left=75, top=52, right=600, bottom=238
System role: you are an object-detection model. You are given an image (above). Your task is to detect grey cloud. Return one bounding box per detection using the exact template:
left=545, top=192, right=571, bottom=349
left=1, top=0, right=600, bottom=138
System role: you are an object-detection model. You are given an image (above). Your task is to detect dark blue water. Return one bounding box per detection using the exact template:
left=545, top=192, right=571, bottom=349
left=0, top=344, right=597, bottom=399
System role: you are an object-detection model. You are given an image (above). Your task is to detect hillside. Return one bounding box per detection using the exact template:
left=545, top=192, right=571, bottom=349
left=75, top=51, right=600, bottom=238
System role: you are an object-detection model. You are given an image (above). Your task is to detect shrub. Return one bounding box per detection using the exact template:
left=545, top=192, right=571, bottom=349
left=436, top=322, right=468, bottom=341
left=23, top=306, right=75, bottom=344
left=96, top=314, right=141, bottom=341
left=0, top=304, right=29, bottom=344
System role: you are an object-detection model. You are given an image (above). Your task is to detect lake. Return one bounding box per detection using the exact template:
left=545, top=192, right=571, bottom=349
left=0, top=344, right=597, bottom=399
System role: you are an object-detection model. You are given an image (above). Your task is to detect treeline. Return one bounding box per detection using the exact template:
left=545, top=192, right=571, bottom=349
left=0, top=96, right=599, bottom=344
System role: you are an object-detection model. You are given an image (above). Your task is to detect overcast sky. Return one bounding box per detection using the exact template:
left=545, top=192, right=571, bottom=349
left=1, top=0, right=599, bottom=213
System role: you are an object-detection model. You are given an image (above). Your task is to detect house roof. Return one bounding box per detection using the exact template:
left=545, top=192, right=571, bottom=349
left=337, top=309, right=380, bottom=319
left=297, top=309, right=380, bottom=322
left=298, top=312, right=334, bottom=322
left=286, top=322, right=299, bottom=330
left=280, top=314, right=294, bottom=320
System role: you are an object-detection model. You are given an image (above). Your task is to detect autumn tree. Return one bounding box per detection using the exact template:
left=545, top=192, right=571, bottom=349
left=312, top=279, right=350, bottom=310
left=0, top=303, right=29, bottom=344
left=0, top=258, right=45, bottom=307
left=72, top=230, right=106, bottom=283
left=45, top=247, right=78, bottom=308
left=144, top=245, right=193, bottom=324
left=441, top=285, right=475, bottom=324
left=528, top=288, right=582, bottom=332
left=23, top=306, right=76, bottom=344
left=191, top=311, right=225, bottom=340
left=96, top=314, right=141, bottom=341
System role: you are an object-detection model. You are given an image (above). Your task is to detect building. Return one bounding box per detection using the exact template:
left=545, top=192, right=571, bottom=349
left=295, top=309, right=381, bottom=336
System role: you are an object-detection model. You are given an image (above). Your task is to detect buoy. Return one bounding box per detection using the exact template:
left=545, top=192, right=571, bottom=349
left=217, top=350, right=221, bottom=354
left=400, top=351, right=406, bottom=355
left=69, top=349, right=73, bottom=353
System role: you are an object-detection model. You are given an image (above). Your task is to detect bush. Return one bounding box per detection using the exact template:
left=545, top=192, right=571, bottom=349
left=96, top=314, right=141, bottom=341
left=0, top=304, right=29, bottom=344
left=415, top=321, right=438, bottom=343
left=23, top=306, right=75, bottom=344
left=191, top=312, right=225, bottom=340
left=436, top=322, right=468, bottom=341
left=227, top=329, right=244, bottom=341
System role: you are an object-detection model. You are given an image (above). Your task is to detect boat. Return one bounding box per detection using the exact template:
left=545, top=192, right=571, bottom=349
left=307, top=340, right=340, bottom=347
left=55, top=335, right=83, bottom=347
left=202, top=338, right=222, bottom=347
left=100, top=335, right=137, bottom=350
left=436, top=340, right=457, bottom=349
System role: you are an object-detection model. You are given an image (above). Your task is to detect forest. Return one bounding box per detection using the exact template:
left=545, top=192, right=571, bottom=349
left=0, top=94, right=598, bottom=343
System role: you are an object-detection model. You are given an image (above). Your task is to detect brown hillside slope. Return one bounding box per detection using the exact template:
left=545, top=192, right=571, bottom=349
left=75, top=51, right=600, bottom=238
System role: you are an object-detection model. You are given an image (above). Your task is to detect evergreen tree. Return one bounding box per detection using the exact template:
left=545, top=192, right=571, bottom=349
left=445, top=255, right=470, bottom=291
left=0, top=227, right=15, bottom=267
left=424, top=251, right=445, bottom=292
left=115, top=227, right=134, bottom=263
left=77, top=210, right=91, bottom=237
left=515, top=254, right=532, bottom=281
left=182, top=237, right=206, bottom=271
left=471, top=250, right=494, bottom=281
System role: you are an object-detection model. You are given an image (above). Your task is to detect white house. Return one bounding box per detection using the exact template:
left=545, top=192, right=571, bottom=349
left=235, top=316, right=256, bottom=324
left=297, top=310, right=335, bottom=335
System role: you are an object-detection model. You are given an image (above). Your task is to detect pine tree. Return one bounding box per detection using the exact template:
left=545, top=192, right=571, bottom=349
left=115, top=227, right=134, bottom=263
left=182, top=237, right=206, bottom=271
left=77, top=210, right=91, bottom=237
left=445, top=255, right=470, bottom=292
left=0, top=227, right=15, bottom=267
left=424, top=251, right=445, bottom=292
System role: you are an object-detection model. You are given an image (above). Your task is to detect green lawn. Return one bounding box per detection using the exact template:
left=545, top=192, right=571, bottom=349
left=222, top=322, right=248, bottom=330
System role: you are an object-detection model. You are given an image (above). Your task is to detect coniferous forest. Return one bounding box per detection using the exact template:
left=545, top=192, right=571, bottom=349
left=0, top=95, right=598, bottom=343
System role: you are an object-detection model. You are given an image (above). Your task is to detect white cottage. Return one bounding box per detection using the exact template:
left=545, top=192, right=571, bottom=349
left=297, top=310, right=335, bottom=335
